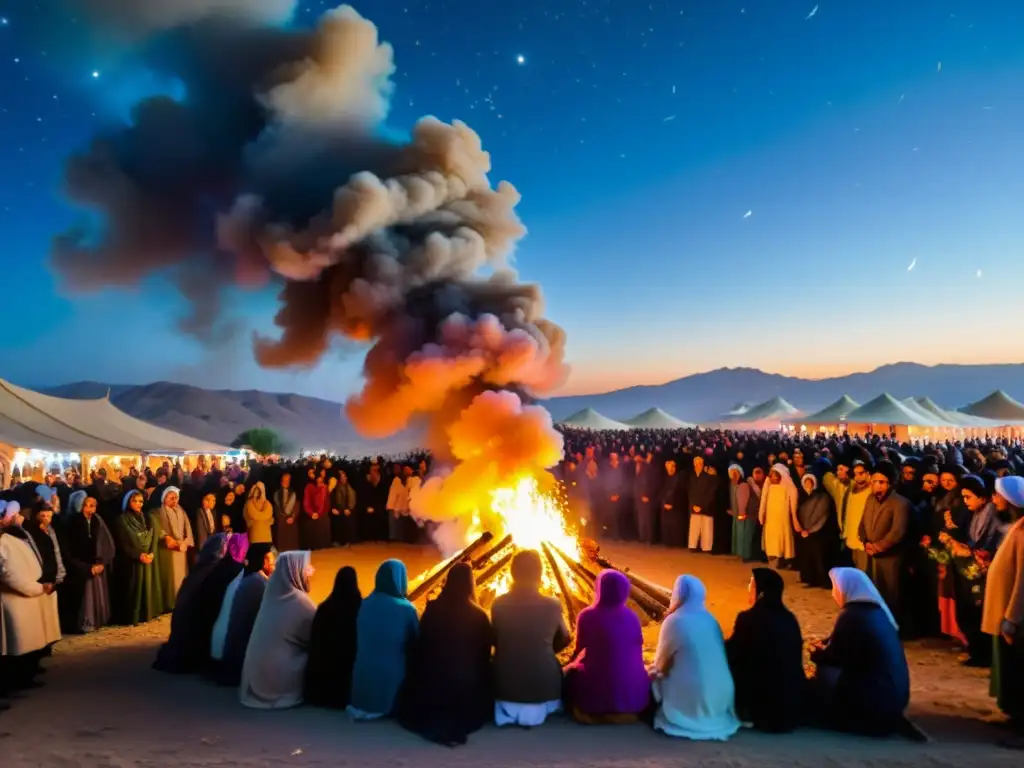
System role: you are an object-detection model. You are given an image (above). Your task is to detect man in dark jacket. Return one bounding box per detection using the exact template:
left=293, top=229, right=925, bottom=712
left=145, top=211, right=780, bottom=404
left=859, top=460, right=910, bottom=629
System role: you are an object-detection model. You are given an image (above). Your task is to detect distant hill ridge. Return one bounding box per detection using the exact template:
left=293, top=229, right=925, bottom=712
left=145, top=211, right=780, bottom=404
left=36, top=362, right=1024, bottom=447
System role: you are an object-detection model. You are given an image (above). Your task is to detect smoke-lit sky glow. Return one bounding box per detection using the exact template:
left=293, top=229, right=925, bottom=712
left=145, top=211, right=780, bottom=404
left=1, top=1, right=1022, bottom=400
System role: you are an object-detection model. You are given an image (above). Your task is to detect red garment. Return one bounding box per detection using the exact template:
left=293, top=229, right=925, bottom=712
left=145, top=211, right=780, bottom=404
left=303, top=483, right=329, bottom=517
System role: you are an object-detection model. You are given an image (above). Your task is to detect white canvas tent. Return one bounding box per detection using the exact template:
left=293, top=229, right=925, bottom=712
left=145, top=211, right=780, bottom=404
left=0, top=378, right=230, bottom=486
left=623, top=407, right=695, bottom=429
left=841, top=393, right=952, bottom=440
left=914, top=397, right=998, bottom=430
left=558, top=408, right=630, bottom=430
left=959, top=390, right=1024, bottom=424
left=722, top=396, right=801, bottom=429
left=788, top=395, right=859, bottom=430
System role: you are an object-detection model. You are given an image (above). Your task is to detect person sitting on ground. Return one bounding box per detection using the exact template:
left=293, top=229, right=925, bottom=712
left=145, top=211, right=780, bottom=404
left=726, top=567, right=806, bottom=733
left=304, top=566, right=362, bottom=710
left=215, top=544, right=276, bottom=686
left=398, top=562, right=493, bottom=746
left=209, top=543, right=272, bottom=669
left=239, top=551, right=316, bottom=709
left=152, top=533, right=229, bottom=673
left=189, top=533, right=249, bottom=672
left=348, top=559, right=419, bottom=720
left=563, top=569, right=650, bottom=724
left=809, top=567, right=911, bottom=738
left=491, top=549, right=572, bottom=727
left=650, top=574, right=740, bottom=741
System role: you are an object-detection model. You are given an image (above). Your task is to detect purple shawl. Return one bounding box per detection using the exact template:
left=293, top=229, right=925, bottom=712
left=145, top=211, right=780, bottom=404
left=226, top=533, right=250, bottom=564
left=565, top=570, right=650, bottom=715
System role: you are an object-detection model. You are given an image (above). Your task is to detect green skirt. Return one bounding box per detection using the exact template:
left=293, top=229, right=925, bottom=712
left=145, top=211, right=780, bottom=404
left=991, top=634, right=1024, bottom=718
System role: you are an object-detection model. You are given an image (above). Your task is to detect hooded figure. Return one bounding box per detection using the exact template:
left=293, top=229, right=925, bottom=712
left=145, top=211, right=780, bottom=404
left=650, top=575, right=740, bottom=741
left=398, top=562, right=494, bottom=746
left=112, top=490, right=164, bottom=625
left=155, top=486, right=195, bottom=610
left=810, top=568, right=909, bottom=737
left=348, top=559, right=419, bottom=719
left=304, top=566, right=363, bottom=709
left=188, top=533, right=250, bottom=672
left=59, top=491, right=116, bottom=634
left=726, top=568, right=806, bottom=733
left=243, top=482, right=274, bottom=544
left=759, top=464, right=798, bottom=562
left=239, top=550, right=316, bottom=709
left=795, top=474, right=837, bottom=589
left=153, top=533, right=229, bottom=673
left=564, top=569, right=650, bottom=723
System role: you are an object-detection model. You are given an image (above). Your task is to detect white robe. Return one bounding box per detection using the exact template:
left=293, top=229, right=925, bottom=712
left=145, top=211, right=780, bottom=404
left=0, top=533, right=61, bottom=656
left=652, top=575, right=739, bottom=741
left=759, top=464, right=798, bottom=560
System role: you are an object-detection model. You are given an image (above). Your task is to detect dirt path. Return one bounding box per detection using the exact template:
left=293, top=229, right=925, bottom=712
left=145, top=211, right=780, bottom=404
left=1, top=543, right=1016, bottom=768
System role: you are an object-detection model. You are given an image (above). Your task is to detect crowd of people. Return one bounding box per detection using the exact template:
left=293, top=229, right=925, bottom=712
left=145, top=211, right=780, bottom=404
left=0, top=426, right=1021, bottom=749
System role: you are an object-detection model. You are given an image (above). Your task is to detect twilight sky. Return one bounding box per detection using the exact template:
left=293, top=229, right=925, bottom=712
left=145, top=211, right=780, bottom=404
left=0, top=1, right=1022, bottom=401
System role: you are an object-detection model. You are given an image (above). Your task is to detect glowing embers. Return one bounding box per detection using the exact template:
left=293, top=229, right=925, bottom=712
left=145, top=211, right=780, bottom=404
left=488, top=475, right=582, bottom=563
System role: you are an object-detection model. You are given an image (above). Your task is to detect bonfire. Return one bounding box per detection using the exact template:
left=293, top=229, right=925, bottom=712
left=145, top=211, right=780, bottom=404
left=407, top=474, right=672, bottom=657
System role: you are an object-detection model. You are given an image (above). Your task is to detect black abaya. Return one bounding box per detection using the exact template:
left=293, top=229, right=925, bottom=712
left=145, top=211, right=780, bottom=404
left=303, top=567, right=362, bottom=708
left=398, top=563, right=493, bottom=746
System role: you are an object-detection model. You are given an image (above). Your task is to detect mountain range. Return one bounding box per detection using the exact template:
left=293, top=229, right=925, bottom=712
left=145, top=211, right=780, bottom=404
left=37, top=363, right=1024, bottom=452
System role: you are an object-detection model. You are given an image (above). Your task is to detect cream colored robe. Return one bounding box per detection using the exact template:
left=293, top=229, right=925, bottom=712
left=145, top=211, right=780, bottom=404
left=0, top=533, right=61, bottom=656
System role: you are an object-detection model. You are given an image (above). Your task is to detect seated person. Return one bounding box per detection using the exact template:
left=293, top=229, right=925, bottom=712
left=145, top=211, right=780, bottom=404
left=398, top=563, right=493, bottom=746
left=348, top=559, right=419, bottom=720
left=726, top=567, right=806, bottom=732
left=491, top=550, right=571, bottom=727
left=564, top=569, right=650, bottom=723
left=650, top=575, right=740, bottom=741
left=238, top=551, right=315, bottom=709
left=810, top=568, right=911, bottom=737
left=304, top=566, right=362, bottom=709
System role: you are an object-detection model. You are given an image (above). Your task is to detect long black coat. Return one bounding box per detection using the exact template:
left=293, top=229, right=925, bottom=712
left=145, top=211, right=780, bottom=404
left=398, top=594, right=494, bottom=745
left=304, top=568, right=362, bottom=708
left=811, top=602, right=910, bottom=736
left=726, top=598, right=806, bottom=732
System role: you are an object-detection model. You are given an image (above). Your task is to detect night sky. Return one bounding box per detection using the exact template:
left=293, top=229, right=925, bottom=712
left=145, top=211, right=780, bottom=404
left=1, top=2, right=1022, bottom=400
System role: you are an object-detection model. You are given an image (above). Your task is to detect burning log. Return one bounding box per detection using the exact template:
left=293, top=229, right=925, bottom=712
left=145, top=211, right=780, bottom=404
left=471, top=533, right=513, bottom=570
left=540, top=542, right=578, bottom=626
left=554, top=546, right=667, bottom=622
left=474, top=550, right=515, bottom=589
left=408, top=531, right=494, bottom=602
left=595, top=555, right=672, bottom=609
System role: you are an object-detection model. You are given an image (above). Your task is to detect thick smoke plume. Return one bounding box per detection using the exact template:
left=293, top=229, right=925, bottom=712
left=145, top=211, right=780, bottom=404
left=57, top=3, right=568, bottom=539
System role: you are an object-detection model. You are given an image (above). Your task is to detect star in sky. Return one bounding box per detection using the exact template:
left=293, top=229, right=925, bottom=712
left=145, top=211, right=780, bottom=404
left=516, top=54, right=525, bottom=65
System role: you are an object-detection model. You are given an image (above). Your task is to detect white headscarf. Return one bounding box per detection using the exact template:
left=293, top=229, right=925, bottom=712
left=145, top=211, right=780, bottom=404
left=829, top=567, right=897, bottom=630
left=801, top=473, right=818, bottom=492
left=668, top=574, right=708, bottom=614
left=995, top=475, right=1024, bottom=510
left=772, top=463, right=795, bottom=488
left=161, top=485, right=181, bottom=506
left=2, top=500, right=20, bottom=520
left=728, top=464, right=744, bottom=480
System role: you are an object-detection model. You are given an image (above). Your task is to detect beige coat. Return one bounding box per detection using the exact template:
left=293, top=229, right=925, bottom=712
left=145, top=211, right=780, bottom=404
left=982, top=520, right=1024, bottom=636
left=1, top=533, right=61, bottom=656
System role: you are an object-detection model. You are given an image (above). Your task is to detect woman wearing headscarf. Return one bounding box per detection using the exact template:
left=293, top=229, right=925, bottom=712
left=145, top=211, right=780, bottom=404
left=925, top=465, right=970, bottom=644
left=795, top=474, right=837, bottom=589
left=649, top=575, right=739, bottom=740
left=273, top=472, right=300, bottom=552
left=398, top=562, right=493, bottom=745
left=809, top=568, right=910, bottom=737
left=948, top=474, right=1007, bottom=667
left=759, top=464, right=798, bottom=567
left=153, top=533, right=229, bottom=673
left=329, top=470, right=359, bottom=547
left=983, top=475, right=1024, bottom=741
left=155, top=486, right=195, bottom=611
left=210, top=542, right=272, bottom=667
left=728, top=465, right=759, bottom=561
left=726, top=568, right=806, bottom=733
left=215, top=544, right=276, bottom=686
left=58, top=491, right=115, bottom=634
left=349, top=559, right=419, bottom=720
left=112, top=490, right=164, bottom=625
left=187, top=533, right=249, bottom=671
left=216, top=487, right=239, bottom=534
left=240, top=550, right=316, bottom=709
left=243, top=482, right=274, bottom=545
left=304, top=566, right=362, bottom=709
left=25, top=503, right=66, bottom=631
left=563, top=569, right=649, bottom=724
left=491, top=549, right=572, bottom=727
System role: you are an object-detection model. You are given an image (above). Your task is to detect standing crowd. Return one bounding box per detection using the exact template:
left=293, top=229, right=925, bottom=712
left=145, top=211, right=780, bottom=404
left=1, top=427, right=1022, bottom=749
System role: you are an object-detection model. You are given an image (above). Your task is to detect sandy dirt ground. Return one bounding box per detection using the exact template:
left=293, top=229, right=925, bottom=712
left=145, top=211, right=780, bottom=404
left=2, top=543, right=1018, bottom=768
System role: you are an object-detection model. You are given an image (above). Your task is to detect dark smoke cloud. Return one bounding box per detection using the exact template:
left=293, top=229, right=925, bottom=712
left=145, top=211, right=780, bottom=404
left=70, top=0, right=299, bottom=38
left=55, top=3, right=568, bottom=479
